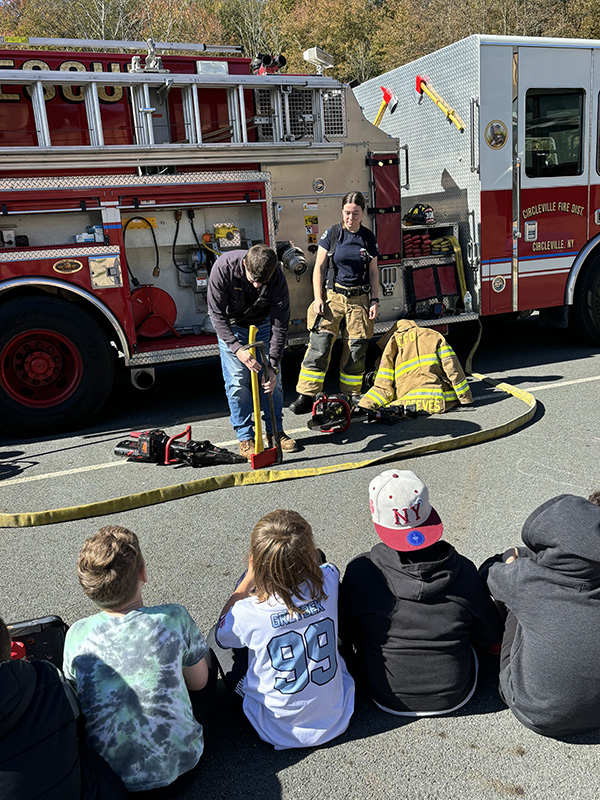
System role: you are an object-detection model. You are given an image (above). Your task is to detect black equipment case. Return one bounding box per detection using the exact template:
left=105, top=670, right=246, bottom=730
left=8, top=615, right=68, bottom=665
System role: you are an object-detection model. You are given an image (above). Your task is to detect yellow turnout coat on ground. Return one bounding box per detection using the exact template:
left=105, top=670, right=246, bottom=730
left=358, top=319, right=472, bottom=413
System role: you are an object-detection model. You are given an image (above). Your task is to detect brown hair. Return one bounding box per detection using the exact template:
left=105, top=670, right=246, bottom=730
left=244, top=244, right=278, bottom=283
left=588, top=490, right=600, bottom=506
left=77, top=526, right=144, bottom=610
left=250, top=510, right=326, bottom=615
left=341, top=191, right=366, bottom=211
left=0, top=618, right=11, bottom=662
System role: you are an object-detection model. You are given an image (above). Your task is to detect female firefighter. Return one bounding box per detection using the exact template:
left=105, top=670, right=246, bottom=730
left=289, top=191, right=379, bottom=414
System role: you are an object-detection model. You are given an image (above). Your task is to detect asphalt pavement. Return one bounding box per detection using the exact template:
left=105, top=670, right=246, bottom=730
left=1, top=317, right=599, bottom=799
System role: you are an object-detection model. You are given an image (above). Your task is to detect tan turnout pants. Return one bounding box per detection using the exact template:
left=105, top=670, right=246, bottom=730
left=295, top=290, right=374, bottom=396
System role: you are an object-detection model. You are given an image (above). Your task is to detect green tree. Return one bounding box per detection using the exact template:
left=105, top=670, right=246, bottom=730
left=0, top=0, right=225, bottom=46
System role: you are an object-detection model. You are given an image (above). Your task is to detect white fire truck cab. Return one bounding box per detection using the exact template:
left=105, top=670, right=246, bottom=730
left=355, top=34, right=600, bottom=345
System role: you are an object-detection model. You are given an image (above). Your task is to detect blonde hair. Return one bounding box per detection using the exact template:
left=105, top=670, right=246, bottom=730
left=250, top=510, right=326, bottom=614
left=77, top=526, right=144, bottom=610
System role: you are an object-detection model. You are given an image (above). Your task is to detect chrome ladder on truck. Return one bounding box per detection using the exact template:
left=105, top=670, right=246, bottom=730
left=0, top=36, right=347, bottom=170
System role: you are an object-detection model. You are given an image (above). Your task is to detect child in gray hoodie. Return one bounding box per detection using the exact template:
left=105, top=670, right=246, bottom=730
left=483, top=493, right=600, bottom=738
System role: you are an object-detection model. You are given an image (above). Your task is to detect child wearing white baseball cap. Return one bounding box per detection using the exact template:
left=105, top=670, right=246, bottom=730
left=339, top=469, right=502, bottom=716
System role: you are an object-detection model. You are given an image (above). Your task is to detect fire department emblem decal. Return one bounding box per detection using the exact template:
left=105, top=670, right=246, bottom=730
left=53, top=258, right=83, bottom=274
left=52, top=258, right=83, bottom=275
left=485, top=120, right=507, bottom=150
left=492, top=275, right=507, bottom=293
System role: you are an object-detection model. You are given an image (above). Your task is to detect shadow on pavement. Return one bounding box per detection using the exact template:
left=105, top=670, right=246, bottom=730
left=178, top=651, right=509, bottom=799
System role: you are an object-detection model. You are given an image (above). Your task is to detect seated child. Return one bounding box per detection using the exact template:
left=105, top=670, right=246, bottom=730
left=213, top=509, right=355, bottom=749
left=63, top=525, right=215, bottom=794
left=482, top=493, right=600, bottom=737
left=339, top=469, right=503, bottom=715
left=0, top=617, right=126, bottom=800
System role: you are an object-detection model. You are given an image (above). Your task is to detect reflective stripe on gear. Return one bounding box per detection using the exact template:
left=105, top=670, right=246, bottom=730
left=339, top=371, right=363, bottom=388
left=361, top=386, right=388, bottom=406
left=393, top=354, right=440, bottom=378
left=453, top=377, right=470, bottom=396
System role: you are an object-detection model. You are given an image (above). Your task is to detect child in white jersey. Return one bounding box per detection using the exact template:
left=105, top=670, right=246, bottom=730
left=214, top=509, right=354, bottom=749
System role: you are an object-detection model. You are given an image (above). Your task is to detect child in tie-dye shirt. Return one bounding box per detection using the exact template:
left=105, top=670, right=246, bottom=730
left=63, top=525, right=215, bottom=794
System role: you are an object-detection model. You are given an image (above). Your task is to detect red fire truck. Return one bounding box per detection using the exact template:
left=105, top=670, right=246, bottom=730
left=0, top=36, right=411, bottom=434
left=7, top=34, right=596, bottom=437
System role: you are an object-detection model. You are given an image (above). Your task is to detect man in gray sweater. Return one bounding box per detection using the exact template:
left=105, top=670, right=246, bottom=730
left=207, top=245, right=298, bottom=459
left=484, top=493, right=600, bottom=738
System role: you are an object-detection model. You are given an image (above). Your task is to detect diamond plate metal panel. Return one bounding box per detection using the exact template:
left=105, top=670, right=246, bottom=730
left=0, top=170, right=272, bottom=193
left=130, top=344, right=220, bottom=365
left=0, top=246, right=118, bottom=261
left=355, top=36, right=483, bottom=300
left=373, top=314, right=476, bottom=334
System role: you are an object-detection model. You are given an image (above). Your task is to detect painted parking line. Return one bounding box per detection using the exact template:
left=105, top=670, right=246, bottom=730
left=0, top=426, right=309, bottom=488
left=526, top=374, right=600, bottom=392
left=1, top=373, right=597, bottom=490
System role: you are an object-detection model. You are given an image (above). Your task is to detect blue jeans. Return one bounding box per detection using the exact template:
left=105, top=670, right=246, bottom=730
left=218, top=323, right=283, bottom=442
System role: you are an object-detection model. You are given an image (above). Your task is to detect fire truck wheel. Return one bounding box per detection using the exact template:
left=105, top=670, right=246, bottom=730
left=572, top=258, right=600, bottom=345
left=0, top=296, right=115, bottom=434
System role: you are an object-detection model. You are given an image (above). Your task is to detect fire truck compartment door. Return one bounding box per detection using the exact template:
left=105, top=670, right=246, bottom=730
left=515, top=46, right=591, bottom=311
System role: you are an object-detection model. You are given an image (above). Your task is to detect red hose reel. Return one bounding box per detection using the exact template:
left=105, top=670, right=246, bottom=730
left=131, top=285, right=179, bottom=338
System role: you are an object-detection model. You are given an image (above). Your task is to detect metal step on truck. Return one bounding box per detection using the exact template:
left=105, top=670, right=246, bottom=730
left=0, top=35, right=473, bottom=435
left=355, top=33, right=600, bottom=350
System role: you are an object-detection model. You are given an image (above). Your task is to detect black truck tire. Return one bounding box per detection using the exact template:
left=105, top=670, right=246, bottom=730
left=572, top=256, right=600, bottom=345
left=0, top=296, right=116, bottom=435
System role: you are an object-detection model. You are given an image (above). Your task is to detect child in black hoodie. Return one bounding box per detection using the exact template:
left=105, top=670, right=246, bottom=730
left=483, top=493, right=600, bottom=738
left=339, top=469, right=503, bottom=715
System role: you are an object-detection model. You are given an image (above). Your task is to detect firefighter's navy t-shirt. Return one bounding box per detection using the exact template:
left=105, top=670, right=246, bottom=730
left=320, top=224, right=378, bottom=287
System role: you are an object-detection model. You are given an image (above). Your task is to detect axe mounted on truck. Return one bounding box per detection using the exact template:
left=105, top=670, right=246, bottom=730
left=373, top=86, right=399, bottom=127
left=415, top=75, right=465, bottom=133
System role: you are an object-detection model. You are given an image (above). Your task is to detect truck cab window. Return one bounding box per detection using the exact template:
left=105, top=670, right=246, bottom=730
left=525, top=89, right=584, bottom=178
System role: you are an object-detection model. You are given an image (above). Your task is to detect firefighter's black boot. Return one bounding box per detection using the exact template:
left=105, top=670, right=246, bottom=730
left=289, top=393, right=315, bottom=414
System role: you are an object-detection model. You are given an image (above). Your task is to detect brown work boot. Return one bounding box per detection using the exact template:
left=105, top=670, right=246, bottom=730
left=239, top=440, right=255, bottom=461
left=267, top=431, right=299, bottom=453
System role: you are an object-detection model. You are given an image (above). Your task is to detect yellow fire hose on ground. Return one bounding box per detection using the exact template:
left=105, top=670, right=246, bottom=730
left=0, top=322, right=536, bottom=528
